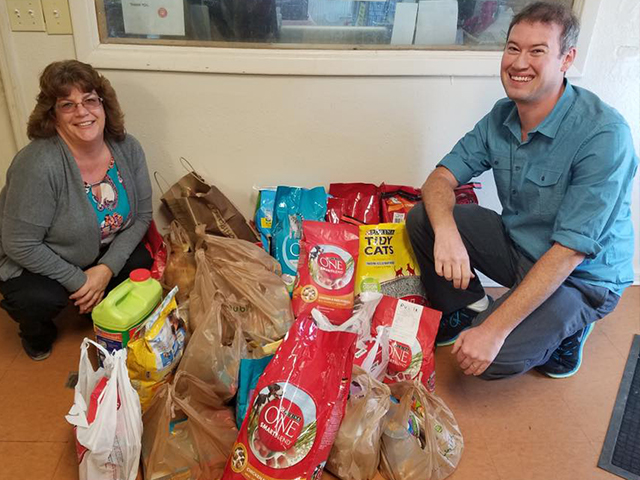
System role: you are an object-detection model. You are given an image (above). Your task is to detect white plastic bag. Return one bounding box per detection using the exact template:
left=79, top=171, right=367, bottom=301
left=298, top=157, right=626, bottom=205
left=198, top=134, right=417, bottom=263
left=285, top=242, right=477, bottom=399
left=360, top=326, right=390, bottom=382
left=66, top=339, right=143, bottom=480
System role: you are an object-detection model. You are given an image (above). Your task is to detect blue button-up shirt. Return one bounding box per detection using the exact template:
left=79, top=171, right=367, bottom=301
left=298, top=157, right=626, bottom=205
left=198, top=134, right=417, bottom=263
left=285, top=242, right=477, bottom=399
left=439, top=81, right=638, bottom=295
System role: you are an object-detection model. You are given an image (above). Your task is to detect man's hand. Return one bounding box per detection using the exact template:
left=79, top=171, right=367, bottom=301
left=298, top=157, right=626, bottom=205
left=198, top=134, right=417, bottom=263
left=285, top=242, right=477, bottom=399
left=452, top=322, right=506, bottom=376
left=434, top=229, right=475, bottom=290
left=70, top=264, right=113, bottom=314
left=421, top=167, right=475, bottom=290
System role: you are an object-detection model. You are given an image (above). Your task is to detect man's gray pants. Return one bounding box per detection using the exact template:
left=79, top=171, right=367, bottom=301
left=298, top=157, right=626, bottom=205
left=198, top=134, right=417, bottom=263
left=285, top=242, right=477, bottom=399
left=406, top=203, right=620, bottom=380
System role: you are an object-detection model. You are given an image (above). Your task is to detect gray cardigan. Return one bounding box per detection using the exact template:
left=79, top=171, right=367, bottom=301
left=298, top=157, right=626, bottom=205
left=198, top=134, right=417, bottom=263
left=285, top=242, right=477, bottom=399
left=0, top=134, right=153, bottom=292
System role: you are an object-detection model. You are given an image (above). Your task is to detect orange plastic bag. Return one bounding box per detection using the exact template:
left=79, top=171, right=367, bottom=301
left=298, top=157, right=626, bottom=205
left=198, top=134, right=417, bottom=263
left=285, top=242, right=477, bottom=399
left=141, top=371, right=238, bottom=480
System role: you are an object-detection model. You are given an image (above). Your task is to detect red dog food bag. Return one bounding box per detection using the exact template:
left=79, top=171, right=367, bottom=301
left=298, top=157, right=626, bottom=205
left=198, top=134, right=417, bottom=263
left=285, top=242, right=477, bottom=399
left=454, top=182, right=482, bottom=205
left=329, top=183, right=380, bottom=225
left=372, top=295, right=441, bottom=392
left=222, top=313, right=357, bottom=480
left=292, top=221, right=360, bottom=324
left=379, top=184, right=422, bottom=224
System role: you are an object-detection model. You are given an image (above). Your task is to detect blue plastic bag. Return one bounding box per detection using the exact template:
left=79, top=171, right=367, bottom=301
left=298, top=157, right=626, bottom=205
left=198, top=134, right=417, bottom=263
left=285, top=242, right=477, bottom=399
left=235, top=355, right=273, bottom=429
left=271, top=186, right=327, bottom=279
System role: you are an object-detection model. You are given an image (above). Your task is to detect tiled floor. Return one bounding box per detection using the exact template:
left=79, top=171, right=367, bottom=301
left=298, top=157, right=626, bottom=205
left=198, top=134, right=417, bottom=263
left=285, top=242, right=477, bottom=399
left=0, top=287, right=637, bottom=480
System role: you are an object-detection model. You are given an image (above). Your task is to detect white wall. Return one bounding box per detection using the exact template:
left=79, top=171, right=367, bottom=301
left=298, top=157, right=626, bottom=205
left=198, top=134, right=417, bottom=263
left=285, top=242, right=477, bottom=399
left=2, top=0, right=639, bottom=280
left=0, top=75, right=17, bottom=182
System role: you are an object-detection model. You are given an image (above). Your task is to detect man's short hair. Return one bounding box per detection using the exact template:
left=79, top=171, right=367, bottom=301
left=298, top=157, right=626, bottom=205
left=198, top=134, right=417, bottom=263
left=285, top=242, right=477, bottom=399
left=507, top=1, right=580, bottom=55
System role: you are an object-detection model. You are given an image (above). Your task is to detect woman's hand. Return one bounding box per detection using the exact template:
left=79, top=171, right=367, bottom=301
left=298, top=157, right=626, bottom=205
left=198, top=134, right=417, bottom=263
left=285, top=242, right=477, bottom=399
left=70, top=264, right=113, bottom=314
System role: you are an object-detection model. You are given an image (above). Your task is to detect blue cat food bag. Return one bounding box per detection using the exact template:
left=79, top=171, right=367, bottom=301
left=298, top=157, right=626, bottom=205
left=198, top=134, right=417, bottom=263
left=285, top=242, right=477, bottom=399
left=272, top=186, right=327, bottom=283
left=236, top=355, right=274, bottom=429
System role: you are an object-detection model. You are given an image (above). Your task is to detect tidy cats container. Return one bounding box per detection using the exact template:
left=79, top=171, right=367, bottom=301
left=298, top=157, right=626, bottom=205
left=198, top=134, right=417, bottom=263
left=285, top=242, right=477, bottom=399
left=92, top=268, right=162, bottom=353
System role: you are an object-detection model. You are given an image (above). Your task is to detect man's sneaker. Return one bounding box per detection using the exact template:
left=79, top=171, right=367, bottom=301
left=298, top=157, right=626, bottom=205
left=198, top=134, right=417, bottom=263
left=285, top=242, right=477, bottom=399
left=21, top=339, right=52, bottom=361
left=536, top=323, right=595, bottom=379
left=436, top=307, right=479, bottom=347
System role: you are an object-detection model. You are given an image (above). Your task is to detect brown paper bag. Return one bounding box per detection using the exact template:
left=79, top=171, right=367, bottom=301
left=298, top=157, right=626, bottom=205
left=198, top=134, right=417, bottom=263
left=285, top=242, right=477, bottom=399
left=327, top=366, right=391, bottom=480
left=157, top=160, right=258, bottom=244
left=380, top=381, right=463, bottom=480
left=141, top=371, right=238, bottom=480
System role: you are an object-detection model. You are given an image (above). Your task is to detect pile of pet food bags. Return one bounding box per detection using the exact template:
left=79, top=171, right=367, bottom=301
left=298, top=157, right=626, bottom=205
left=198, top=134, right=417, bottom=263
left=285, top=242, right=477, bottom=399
left=68, top=177, right=480, bottom=480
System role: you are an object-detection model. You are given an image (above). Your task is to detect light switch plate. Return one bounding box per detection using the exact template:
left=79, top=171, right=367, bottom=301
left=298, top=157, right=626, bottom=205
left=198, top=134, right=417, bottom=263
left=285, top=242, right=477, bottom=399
left=6, top=0, right=46, bottom=32
left=41, top=0, right=73, bottom=35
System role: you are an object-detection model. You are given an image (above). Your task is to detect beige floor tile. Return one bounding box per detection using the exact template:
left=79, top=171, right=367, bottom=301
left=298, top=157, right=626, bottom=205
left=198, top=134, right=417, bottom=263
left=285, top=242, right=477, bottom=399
left=597, top=287, right=640, bottom=358
left=52, top=439, right=78, bottom=480
left=488, top=440, right=618, bottom=480
left=558, top=331, right=626, bottom=446
left=0, top=441, right=67, bottom=480
left=435, top=348, right=489, bottom=445
left=0, top=313, right=21, bottom=369
left=0, top=366, right=75, bottom=442
left=465, top=374, right=591, bottom=446
left=448, top=442, right=500, bottom=480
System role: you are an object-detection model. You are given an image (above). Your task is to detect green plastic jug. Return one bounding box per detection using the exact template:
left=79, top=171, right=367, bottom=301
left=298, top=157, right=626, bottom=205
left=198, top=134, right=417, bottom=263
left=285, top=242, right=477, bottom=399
left=92, top=268, right=162, bottom=352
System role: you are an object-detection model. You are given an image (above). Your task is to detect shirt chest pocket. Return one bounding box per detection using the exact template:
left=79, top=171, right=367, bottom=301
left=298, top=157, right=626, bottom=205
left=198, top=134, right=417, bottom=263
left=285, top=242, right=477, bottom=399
left=523, top=166, right=563, bottom=216
left=490, top=156, right=511, bottom=193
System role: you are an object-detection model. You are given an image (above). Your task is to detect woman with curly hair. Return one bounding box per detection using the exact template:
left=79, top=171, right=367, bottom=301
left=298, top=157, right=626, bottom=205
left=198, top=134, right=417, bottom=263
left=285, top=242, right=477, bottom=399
left=0, top=60, right=153, bottom=360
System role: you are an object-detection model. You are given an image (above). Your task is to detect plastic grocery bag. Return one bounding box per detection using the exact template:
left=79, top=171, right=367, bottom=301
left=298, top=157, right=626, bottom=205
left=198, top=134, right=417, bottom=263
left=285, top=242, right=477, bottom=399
left=191, top=227, right=293, bottom=345
left=127, top=287, right=187, bottom=412
left=142, top=371, right=238, bottom=480
left=380, top=382, right=463, bottom=480
left=354, top=325, right=390, bottom=382
left=178, top=296, right=247, bottom=402
left=65, top=339, right=142, bottom=480
left=326, top=366, right=391, bottom=480
left=163, top=220, right=196, bottom=304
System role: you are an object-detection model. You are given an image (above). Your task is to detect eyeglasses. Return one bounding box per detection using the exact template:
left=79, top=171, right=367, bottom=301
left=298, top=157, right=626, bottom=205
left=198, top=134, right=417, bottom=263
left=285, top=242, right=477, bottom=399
left=55, top=96, right=103, bottom=114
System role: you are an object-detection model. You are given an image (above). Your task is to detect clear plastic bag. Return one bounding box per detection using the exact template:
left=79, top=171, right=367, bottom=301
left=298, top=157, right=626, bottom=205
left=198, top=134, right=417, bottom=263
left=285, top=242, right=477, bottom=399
left=191, top=226, right=293, bottom=345
left=326, top=366, right=391, bottom=480
left=178, top=297, right=247, bottom=402
left=380, top=382, right=463, bottom=480
left=142, top=371, right=238, bottom=480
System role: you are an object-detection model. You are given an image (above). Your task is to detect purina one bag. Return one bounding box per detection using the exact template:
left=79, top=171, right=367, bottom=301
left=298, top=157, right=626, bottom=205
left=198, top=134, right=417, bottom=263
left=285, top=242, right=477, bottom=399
left=65, top=339, right=143, bottom=480
left=222, top=297, right=381, bottom=480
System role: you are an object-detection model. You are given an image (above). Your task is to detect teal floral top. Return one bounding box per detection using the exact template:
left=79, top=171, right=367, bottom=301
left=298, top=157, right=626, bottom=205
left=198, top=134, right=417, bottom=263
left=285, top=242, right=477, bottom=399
left=85, top=157, right=131, bottom=244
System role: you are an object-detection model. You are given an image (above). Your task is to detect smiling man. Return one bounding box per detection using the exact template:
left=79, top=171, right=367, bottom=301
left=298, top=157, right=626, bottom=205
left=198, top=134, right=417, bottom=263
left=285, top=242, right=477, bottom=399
left=406, top=2, right=638, bottom=380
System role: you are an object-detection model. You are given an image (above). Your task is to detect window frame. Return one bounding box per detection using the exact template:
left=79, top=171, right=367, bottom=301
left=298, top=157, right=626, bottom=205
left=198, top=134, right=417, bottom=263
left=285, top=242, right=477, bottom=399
left=71, top=0, right=598, bottom=77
